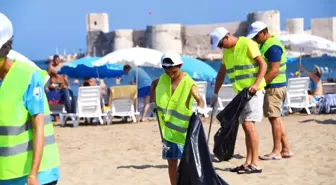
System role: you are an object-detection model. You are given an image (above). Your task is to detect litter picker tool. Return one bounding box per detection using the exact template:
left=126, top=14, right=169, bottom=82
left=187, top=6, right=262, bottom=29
left=207, top=106, right=215, bottom=145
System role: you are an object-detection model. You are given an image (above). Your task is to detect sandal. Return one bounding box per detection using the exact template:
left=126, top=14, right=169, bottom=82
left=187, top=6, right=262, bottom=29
left=281, top=152, right=294, bottom=158
left=237, top=165, right=262, bottom=174
left=259, top=154, right=282, bottom=160
left=229, top=165, right=247, bottom=172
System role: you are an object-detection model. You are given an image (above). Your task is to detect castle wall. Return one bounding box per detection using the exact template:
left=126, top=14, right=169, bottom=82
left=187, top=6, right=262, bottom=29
left=146, top=24, right=183, bottom=53
left=311, top=17, right=336, bottom=42
left=182, top=21, right=248, bottom=57
left=86, top=10, right=336, bottom=59
left=113, top=29, right=134, bottom=51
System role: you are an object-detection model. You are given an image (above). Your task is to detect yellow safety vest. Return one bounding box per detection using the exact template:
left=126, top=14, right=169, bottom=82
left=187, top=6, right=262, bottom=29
left=260, top=35, right=287, bottom=85
left=0, top=61, right=60, bottom=180
left=224, top=37, right=266, bottom=93
left=155, top=73, right=195, bottom=145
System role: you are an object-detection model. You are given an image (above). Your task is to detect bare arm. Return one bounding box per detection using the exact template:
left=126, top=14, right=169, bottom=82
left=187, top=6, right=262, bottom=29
left=29, top=114, right=45, bottom=177
left=253, top=56, right=267, bottom=86
left=214, top=64, right=227, bottom=94
left=265, top=62, right=280, bottom=83
left=150, top=79, right=159, bottom=103
left=191, top=85, right=205, bottom=108
left=300, top=65, right=320, bottom=83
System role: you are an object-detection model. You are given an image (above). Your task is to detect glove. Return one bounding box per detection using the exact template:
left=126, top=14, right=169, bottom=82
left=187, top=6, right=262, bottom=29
left=210, top=93, right=218, bottom=107
left=196, top=107, right=205, bottom=115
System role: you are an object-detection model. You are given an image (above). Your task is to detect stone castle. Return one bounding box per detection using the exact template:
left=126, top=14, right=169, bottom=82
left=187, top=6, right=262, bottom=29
left=86, top=10, right=336, bottom=60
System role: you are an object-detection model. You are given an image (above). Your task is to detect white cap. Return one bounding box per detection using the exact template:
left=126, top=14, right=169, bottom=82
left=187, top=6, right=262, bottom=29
left=246, top=21, right=267, bottom=39
left=0, top=13, right=13, bottom=49
left=161, top=51, right=183, bottom=67
left=210, top=27, right=229, bottom=50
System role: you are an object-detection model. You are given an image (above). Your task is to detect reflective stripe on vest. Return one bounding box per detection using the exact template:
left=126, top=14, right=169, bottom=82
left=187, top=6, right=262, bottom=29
left=0, top=61, right=60, bottom=180
left=224, top=37, right=266, bottom=92
left=260, top=36, right=287, bottom=85
left=0, top=115, right=51, bottom=136
left=0, top=134, right=55, bottom=157
left=155, top=73, right=194, bottom=145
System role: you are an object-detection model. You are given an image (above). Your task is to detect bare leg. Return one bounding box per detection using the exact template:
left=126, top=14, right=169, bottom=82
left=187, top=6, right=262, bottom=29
left=140, top=95, right=150, bottom=121
left=243, top=121, right=260, bottom=168
left=168, top=160, right=178, bottom=185
left=269, top=117, right=282, bottom=156
left=243, top=125, right=252, bottom=166
left=280, top=119, right=292, bottom=156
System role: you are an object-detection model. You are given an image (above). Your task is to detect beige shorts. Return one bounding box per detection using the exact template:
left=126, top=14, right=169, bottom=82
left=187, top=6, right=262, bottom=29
left=263, top=87, right=286, bottom=118
left=239, top=90, right=265, bottom=124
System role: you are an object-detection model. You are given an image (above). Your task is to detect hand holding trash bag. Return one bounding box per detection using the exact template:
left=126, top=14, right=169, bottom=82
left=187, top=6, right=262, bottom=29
left=177, top=113, right=229, bottom=185
left=213, top=88, right=253, bottom=161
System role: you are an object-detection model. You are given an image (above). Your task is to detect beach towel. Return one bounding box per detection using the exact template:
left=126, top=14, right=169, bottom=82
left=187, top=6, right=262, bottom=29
left=213, top=88, right=253, bottom=162
left=109, top=85, right=137, bottom=100
left=177, top=113, right=229, bottom=185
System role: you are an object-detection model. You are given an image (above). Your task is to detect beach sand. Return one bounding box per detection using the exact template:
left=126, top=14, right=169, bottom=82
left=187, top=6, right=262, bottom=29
left=54, top=114, right=336, bottom=185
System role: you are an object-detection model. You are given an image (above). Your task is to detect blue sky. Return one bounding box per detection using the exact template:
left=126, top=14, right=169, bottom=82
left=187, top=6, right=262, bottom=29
left=0, top=0, right=335, bottom=60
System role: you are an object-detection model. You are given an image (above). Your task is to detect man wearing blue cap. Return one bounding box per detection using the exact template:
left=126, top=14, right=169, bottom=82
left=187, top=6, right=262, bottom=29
left=247, top=21, right=293, bottom=160
left=210, top=27, right=267, bottom=174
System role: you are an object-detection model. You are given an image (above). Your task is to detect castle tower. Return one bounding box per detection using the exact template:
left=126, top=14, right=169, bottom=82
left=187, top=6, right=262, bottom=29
left=247, top=10, right=281, bottom=36
left=86, top=13, right=109, bottom=33
left=286, top=18, right=304, bottom=34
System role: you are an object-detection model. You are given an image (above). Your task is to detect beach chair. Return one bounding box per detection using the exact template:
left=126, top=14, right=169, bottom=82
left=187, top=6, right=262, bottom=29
left=107, top=85, right=140, bottom=123
left=322, top=83, right=336, bottom=94
left=192, top=81, right=212, bottom=117
left=284, top=77, right=316, bottom=114
left=60, top=86, right=108, bottom=127
left=49, top=104, right=66, bottom=120
left=217, top=84, right=236, bottom=112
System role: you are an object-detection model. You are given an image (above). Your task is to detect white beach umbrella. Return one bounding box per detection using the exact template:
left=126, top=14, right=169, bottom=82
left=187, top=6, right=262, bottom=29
left=279, top=33, right=336, bottom=53
left=92, top=46, right=163, bottom=68
left=92, top=46, right=164, bottom=113
left=279, top=34, right=336, bottom=77
left=7, top=50, right=50, bottom=84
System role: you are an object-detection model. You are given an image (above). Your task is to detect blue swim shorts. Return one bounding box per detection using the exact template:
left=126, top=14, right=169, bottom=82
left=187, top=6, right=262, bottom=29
left=138, top=86, right=150, bottom=98
left=162, top=140, right=184, bottom=160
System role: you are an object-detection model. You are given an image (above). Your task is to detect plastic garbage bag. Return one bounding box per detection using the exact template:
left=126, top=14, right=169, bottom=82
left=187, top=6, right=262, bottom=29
left=213, top=88, right=253, bottom=162
left=177, top=113, right=229, bottom=185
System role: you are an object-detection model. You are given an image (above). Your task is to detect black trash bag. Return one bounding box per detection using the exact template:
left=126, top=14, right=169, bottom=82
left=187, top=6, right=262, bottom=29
left=213, top=88, right=253, bottom=162
left=177, top=113, right=229, bottom=185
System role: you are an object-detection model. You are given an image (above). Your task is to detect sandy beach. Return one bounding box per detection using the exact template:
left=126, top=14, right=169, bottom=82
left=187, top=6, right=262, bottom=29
left=54, top=114, right=336, bottom=185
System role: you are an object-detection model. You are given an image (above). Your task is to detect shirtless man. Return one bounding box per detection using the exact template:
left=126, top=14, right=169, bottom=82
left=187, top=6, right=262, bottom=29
left=47, top=55, right=69, bottom=91
left=47, top=55, right=75, bottom=113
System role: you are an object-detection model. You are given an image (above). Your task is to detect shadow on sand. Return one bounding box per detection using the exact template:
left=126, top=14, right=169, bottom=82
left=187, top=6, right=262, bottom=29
left=300, top=118, right=336, bottom=125
left=117, top=164, right=168, bottom=170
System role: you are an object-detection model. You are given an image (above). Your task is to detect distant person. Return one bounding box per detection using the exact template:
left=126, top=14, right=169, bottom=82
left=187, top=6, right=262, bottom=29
left=0, top=12, right=60, bottom=185
left=327, top=77, right=334, bottom=83
left=299, top=64, right=323, bottom=102
left=47, top=55, right=75, bottom=113
left=247, top=21, right=292, bottom=160
left=123, top=64, right=152, bottom=122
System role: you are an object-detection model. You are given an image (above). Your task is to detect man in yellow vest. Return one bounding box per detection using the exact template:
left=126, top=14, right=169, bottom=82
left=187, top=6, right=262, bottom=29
left=210, top=27, right=267, bottom=174
left=0, top=13, right=60, bottom=185
left=247, top=21, right=292, bottom=160
left=150, top=51, right=205, bottom=185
